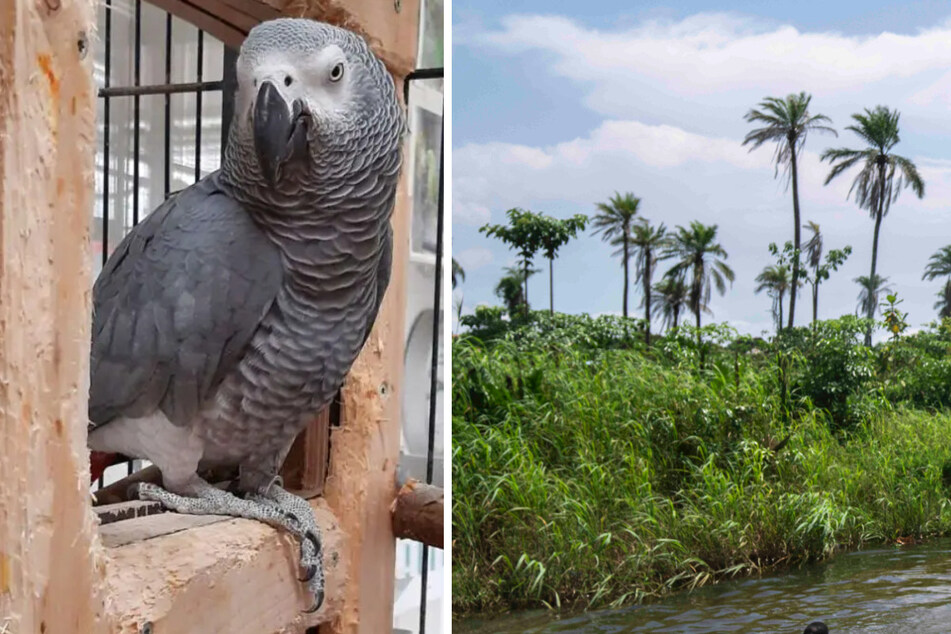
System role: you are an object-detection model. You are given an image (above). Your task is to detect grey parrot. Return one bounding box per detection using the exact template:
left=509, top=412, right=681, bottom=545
left=87, top=18, right=404, bottom=611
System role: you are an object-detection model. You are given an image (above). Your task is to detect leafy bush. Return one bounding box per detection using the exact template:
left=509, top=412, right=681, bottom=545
left=453, top=313, right=951, bottom=613
left=458, top=305, right=510, bottom=342
left=775, top=316, right=876, bottom=428
left=460, top=308, right=646, bottom=349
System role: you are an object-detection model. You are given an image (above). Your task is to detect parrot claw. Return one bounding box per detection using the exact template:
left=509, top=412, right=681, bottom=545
left=304, top=589, right=324, bottom=614
left=304, top=529, right=322, bottom=556
left=299, top=563, right=317, bottom=582
left=247, top=484, right=326, bottom=613
left=140, top=478, right=326, bottom=612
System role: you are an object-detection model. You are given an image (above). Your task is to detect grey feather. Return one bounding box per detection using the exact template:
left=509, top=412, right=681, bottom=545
left=89, top=173, right=283, bottom=428
left=362, top=224, right=392, bottom=348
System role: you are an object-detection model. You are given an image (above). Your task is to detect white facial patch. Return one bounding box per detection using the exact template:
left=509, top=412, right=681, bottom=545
left=237, top=45, right=353, bottom=122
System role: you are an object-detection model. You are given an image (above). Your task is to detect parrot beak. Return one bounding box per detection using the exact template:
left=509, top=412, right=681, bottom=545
left=253, top=81, right=310, bottom=185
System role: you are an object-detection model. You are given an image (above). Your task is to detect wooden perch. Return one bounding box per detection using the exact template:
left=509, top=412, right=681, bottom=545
left=95, top=500, right=165, bottom=526
left=92, top=464, right=239, bottom=506
left=391, top=480, right=443, bottom=549
left=93, top=465, right=165, bottom=505
left=101, top=499, right=347, bottom=633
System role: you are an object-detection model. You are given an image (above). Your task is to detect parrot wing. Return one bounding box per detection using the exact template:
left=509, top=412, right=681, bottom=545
left=88, top=173, right=283, bottom=429
left=360, top=223, right=392, bottom=348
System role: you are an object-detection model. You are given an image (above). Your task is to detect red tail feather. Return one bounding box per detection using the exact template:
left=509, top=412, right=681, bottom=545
left=89, top=451, right=122, bottom=483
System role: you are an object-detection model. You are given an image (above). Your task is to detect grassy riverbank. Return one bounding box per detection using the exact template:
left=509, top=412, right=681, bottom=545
left=452, top=311, right=951, bottom=613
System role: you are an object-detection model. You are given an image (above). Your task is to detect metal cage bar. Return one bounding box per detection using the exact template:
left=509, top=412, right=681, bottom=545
left=403, top=65, right=444, bottom=634
left=95, top=7, right=230, bottom=489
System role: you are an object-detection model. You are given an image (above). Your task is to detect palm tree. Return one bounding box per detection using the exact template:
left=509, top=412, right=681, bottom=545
left=664, top=221, right=735, bottom=337
left=855, top=273, right=892, bottom=326
left=802, top=221, right=823, bottom=325
left=652, top=274, right=688, bottom=331
left=452, top=258, right=465, bottom=289
left=622, top=219, right=667, bottom=345
left=822, top=106, right=925, bottom=344
left=923, top=245, right=951, bottom=283
left=452, top=258, right=466, bottom=328
left=592, top=192, right=640, bottom=318
left=755, top=264, right=793, bottom=334
left=935, top=281, right=951, bottom=320
left=744, top=92, right=836, bottom=329
left=924, top=247, right=951, bottom=320
left=495, top=266, right=537, bottom=318
left=800, top=222, right=852, bottom=330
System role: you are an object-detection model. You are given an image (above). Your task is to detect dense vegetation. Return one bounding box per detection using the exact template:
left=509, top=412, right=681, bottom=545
left=451, top=92, right=945, bottom=618
left=452, top=310, right=951, bottom=613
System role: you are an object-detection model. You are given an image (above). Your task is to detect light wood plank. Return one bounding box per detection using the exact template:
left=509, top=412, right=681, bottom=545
left=95, top=500, right=165, bottom=525
left=0, top=0, right=105, bottom=632
left=103, top=500, right=347, bottom=633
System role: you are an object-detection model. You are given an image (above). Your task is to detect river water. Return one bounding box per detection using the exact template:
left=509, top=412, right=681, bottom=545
left=456, top=539, right=951, bottom=633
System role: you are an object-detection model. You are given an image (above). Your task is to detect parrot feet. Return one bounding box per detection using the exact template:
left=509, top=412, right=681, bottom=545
left=247, top=485, right=325, bottom=612
left=135, top=480, right=325, bottom=613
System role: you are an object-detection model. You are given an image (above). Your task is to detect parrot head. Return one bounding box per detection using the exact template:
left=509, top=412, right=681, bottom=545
left=235, top=18, right=401, bottom=187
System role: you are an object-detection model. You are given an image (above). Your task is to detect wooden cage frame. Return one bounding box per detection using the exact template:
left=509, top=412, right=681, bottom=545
left=0, top=0, right=442, bottom=632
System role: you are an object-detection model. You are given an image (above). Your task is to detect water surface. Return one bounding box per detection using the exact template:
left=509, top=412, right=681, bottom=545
left=457, top=539, right=951, bottom=632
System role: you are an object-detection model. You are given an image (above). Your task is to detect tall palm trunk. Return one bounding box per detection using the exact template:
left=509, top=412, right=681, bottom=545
left=778, top=290, right=785, bottom=335
left=812, top=279, right=819, bottom=331
left=693, top=290, right=702, bottom=330
left=866, top=158, right=887, bottom=345
left=644, top=251, right=652, bottom=346
left=673, top=305, right=680, bottom=329
left=788, top=140, right=801, bottom=329
left=693, top=260, right=703, bottom=334
left=866, top=211, right=883, bottom=345
left=522, top=260, right=530, bottom=317
left=694, top=261, right=704, bottom=371
left=622, top=236, right=630, bottom=318
left=548, top=257, right=554, bottom=316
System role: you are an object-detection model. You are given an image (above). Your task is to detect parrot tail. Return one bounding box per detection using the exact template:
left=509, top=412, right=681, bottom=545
left=89, top=450, right=125, bottom=484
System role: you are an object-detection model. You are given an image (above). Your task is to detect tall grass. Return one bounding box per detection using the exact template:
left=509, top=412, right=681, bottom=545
left=452, top=331, right=951, bottom=613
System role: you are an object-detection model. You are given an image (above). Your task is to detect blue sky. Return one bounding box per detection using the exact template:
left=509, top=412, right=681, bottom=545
left=452, top=1, right=951, bottom=337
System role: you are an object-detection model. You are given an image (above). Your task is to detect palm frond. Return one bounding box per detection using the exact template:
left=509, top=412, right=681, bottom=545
left=892, top=154, right=925, bottom=199
left=803, top=221, right=823, bottom=268
left=923, top=245, right=951, bottom=281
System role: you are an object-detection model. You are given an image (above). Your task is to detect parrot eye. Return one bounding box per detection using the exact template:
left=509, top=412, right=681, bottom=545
left=329, top=62, right=344, bottom=82
left=284, top=75, right=293, bottom=87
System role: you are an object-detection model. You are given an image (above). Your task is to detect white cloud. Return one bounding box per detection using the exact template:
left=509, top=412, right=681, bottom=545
left=452, top=200, right=491, bottom=226
left=454, top=247, right=494, bottom=272
left=480, top=13, right=951, bottom=96
left=908, top=70, right=951, bottom=107
left=471, top=13, right=951, bottom=140
left=454, top=118, right=841, bottom=208
left=532, top=120, right=763, bottom=169
left=503, top=145, right=553, bottom=169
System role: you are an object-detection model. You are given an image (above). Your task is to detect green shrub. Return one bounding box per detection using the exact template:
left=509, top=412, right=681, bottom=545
left=453, top=314, right=951, bottom=613
left=775, top=317, right=876, bottom=428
